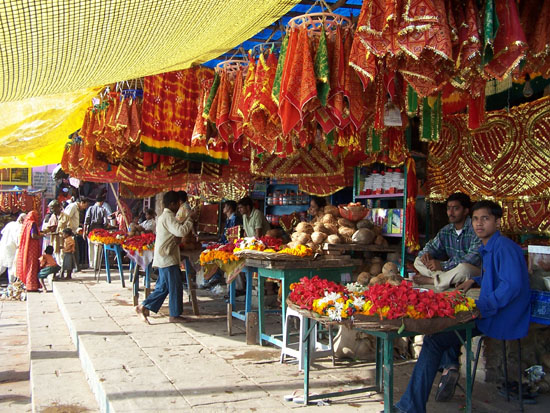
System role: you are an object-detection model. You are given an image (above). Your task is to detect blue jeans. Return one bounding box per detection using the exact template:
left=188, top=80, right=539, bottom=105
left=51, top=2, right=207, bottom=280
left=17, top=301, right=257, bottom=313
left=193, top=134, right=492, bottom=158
left=141, top=265, right=183, bottom=317
left=395, top=327, right=481, bottom=413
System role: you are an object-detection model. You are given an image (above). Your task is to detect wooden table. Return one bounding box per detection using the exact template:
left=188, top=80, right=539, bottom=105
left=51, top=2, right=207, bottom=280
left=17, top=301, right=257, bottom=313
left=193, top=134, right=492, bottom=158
left=300, top=318, right=476, bottom=413
left=249, top=256, right=359, bottom=347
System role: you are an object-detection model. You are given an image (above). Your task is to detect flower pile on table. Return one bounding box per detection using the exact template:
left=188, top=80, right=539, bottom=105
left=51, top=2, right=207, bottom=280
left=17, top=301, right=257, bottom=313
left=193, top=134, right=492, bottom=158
left=289, top=276, right=476, bottom=323
left=200, top=242, right=239, bottom=266
left=123, top=233, right=155, bottom=254
left=233, top=236, right=313, bottom=257
left=88, top=229, right=126, bottom=245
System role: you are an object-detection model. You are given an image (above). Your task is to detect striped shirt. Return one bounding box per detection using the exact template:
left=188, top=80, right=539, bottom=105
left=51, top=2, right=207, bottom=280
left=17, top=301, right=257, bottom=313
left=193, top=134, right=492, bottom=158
left=418, top=216, right=481, bottom=271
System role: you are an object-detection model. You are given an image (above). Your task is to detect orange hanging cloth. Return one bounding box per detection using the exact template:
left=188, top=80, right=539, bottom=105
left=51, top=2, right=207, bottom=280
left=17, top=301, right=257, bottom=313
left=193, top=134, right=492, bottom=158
left=278, top=27, right=318, bottom=135
left=215, top=71, right=234, bottom=144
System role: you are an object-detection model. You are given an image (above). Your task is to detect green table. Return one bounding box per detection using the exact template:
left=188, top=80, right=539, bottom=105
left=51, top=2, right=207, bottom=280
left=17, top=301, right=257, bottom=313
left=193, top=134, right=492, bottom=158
left=247, top=256, right=358, bottom=347
left=301, top=318, right=476, bottom=413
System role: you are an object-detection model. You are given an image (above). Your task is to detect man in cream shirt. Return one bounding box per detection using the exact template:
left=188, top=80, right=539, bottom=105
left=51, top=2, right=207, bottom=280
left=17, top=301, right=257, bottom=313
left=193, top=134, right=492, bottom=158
left=135, top=191, right=195, bottom=323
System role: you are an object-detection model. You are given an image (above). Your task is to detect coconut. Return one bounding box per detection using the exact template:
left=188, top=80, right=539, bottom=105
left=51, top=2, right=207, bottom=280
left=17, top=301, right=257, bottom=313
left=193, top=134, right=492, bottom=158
left=357, top=271, right=371, bottom=286
left=369, top=273, right=386, bottom=285
left=351, top=228, right=376, bottom=244
left=311, top=231, right=328, bottom=244
left=369, top=263, right=382, bottom=276
left=286, top=241, right=300, bottom=250
left=291, top=232, right=301, bottom=242
left=356, top=219, right=374, bottom=230
left=382, top=262, right=399, bottom=276
left=296, top=232, right=311, bottom=245
left=324, top=205, right=340, bottom=217
left=374, top=235, right=386, bottom=246
left=313, top=222, right=329, bottom=234
left=324, top=223, right=338, bottom=234
left=338, top=226, right=355, bottom=238
left=337, top=218, right=355, bottom=228
left=327, top=234, right=342, bottom=244
left=322, top=213, right=337, bottom=225
left=295, top=222, right=314, bottom=234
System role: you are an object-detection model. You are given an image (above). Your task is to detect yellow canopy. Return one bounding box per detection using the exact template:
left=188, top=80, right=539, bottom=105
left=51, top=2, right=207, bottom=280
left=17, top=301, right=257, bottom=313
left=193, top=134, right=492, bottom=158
left=0, top=0, right=299, bottom=102
left=0, top=0, right=299, bottom=167
left=0, top=87, right=101, bottom=167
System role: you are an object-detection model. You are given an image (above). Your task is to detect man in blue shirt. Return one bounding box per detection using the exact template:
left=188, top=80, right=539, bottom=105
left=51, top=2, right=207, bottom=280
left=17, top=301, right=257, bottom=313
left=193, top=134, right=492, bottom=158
left=414, top=192, right=482, bottom=292
left=220, top=200, right=242, bottom=244
left=395, top=200, right=531, bottom=413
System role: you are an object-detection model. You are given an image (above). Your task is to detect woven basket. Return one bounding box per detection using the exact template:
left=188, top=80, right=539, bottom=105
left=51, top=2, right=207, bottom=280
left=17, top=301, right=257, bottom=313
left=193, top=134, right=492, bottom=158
left=338, top=205, right=369, bottom=222
left=286, top=299, right=479, bottom=334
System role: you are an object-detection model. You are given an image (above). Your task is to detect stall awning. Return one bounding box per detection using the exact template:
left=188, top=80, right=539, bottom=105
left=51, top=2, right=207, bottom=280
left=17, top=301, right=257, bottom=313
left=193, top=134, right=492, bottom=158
left=0, top=87, right=101, bottom=168
left=0, top=0, right=300, bottom=102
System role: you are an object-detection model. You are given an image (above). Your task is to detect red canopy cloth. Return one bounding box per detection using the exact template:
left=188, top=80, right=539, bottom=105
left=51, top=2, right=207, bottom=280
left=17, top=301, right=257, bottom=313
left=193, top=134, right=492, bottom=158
left=428, top=96, right=550, bottom=202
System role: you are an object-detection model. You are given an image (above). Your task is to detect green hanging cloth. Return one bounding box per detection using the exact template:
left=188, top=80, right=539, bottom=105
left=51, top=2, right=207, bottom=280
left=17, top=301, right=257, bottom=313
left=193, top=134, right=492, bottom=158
left=368, top=128, right=381, bottom=153
left=314, top=26, right=330, bottom=107
left=420, top=95, right=442, bottom=142
left=271, top=33, right=289, bottom=104
left=203, top=72, right=220, bottom=118
left=482, top=0, right=499, bottom=65
left=325, top=129, right=335, bottom=146
left=406, top=84, right=418, bottom=117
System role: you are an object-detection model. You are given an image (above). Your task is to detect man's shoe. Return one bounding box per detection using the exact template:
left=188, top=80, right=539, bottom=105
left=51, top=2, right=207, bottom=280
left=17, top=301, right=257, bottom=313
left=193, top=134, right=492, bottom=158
left=435, top=368, right=459, bottom=402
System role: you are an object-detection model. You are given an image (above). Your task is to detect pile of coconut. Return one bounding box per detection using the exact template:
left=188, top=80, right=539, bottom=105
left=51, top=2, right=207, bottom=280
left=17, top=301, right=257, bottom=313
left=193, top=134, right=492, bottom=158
left=356, top=258, right=403, bottom=286
left=286, top=205, right=389, bottom=253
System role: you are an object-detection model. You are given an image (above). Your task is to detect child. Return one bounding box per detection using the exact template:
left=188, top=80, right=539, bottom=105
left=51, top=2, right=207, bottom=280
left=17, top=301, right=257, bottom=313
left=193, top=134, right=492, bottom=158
left=61, top=228, right=76, bottom=280
left=38, top=245, right=60, bottom=292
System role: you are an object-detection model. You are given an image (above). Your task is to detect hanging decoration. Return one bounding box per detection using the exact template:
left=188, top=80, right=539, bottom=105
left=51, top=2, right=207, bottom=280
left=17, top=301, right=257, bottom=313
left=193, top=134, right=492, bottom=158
left=139, top=66, right=228, bottom=164
left=427, top=96, right=550, bottom=202
left=0, top=191, right=42, bottom=215
left=404, top=157, right=419, bottom=252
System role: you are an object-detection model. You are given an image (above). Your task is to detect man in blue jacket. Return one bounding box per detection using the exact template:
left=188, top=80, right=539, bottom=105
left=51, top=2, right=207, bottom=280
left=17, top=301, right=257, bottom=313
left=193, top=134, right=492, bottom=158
left=395, top=200, right=531, bottom=413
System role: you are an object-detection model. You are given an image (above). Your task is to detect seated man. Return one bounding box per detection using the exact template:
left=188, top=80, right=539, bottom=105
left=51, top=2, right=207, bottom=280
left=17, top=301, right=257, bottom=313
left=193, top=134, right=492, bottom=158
left=414, top=192, right=481, bottom=292
left=237, top=196, right=270, bottom=238
left=200, top=200, right=243, bottom=290
left=395, top=200, right=531, bottom=413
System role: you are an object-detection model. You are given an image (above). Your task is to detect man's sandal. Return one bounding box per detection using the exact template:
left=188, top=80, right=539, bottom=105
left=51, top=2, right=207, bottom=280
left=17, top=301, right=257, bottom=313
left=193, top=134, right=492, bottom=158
left=435, top=368, right=460, bottom=402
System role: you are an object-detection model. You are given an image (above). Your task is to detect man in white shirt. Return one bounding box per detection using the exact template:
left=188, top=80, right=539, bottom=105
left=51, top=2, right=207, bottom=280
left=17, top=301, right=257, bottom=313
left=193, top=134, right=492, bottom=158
left=135, top=191, right=195, bottom=323
left=140, top=208, right=156, bottom=233
left=64, top=198, right=90, bottom=270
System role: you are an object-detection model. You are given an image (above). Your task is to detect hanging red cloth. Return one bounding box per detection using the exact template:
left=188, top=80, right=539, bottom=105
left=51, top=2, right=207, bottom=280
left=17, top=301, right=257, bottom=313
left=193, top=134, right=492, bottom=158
left=405, top=157, right=420, bottom=252
left=214, top=71, right=234, bottom=143
left=278, top=27, right=318, bottom=135
left=484, top=0, right=527, bottom=80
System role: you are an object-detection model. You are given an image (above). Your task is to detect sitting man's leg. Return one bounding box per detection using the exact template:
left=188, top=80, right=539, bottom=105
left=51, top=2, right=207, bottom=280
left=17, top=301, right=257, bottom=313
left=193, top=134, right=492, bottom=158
left=413, top=256, right=435, bottom=285
left=396, top=330, right=464, bottom=413
left=433, top=263, right=481, bottom=292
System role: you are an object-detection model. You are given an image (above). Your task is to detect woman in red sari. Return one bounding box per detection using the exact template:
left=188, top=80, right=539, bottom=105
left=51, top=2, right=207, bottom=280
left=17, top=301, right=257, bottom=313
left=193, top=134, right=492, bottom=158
left=16, top=211, right=42, bottom=292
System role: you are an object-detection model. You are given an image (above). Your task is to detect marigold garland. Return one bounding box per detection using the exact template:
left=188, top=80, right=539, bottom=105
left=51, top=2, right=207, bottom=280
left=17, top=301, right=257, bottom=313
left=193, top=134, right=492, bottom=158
left=88, top=229, right=126, bottom=245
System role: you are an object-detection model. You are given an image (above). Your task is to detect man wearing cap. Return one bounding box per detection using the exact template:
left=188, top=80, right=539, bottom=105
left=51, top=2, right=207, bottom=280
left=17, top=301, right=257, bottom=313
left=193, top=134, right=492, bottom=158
left=83, top=195, right=108, bottom=269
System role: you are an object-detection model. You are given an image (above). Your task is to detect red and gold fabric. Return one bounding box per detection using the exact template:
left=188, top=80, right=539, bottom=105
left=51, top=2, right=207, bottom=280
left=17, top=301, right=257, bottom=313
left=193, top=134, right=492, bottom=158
left=520, top=0, right=550, bottom=78
left=16, top=211, right=41, bottom=292
left=428, top=96, right=550, bottom=201
left=483, top=0, right=527, bottom=80
left=278, top=27, right=318, bottom=135
left=140, top=67, right=227, bottom=164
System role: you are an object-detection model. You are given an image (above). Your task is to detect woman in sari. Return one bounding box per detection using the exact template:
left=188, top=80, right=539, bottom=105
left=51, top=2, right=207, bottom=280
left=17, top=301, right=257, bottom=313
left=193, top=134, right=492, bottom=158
left=16, top=211, right=43, bottom=292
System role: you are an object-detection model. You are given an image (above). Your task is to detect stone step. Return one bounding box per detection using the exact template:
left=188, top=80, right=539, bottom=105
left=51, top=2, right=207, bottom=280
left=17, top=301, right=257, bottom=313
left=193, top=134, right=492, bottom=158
left=52, top=280, right=193, bottom=412
left=26, top=289, right=99, bottom=413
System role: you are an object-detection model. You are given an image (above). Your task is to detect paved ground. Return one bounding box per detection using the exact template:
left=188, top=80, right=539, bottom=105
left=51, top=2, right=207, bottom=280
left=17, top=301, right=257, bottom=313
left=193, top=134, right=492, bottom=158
left=0, top=299, right=31, bottom=412
left=2, top=268, right=550, bottom=412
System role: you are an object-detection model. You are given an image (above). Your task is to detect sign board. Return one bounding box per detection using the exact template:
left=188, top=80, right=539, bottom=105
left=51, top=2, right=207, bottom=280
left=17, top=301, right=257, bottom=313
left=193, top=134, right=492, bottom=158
left=32, top=171, right=55, bottom=198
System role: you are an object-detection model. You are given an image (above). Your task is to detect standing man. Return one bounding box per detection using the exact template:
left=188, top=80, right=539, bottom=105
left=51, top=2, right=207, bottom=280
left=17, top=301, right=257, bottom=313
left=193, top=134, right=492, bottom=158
left=64, top=198, right=89, bottom=271
left=83, top=195, right=108, bottom=269
left=237, top=196, right=270, bottom=238
left=45, top=200, right=69, bottom=265
left=135, top=191, right=195, bottom=323
left=395, top=200, right=531, bottom=413
left=414, top=192, right=482, bottom=292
